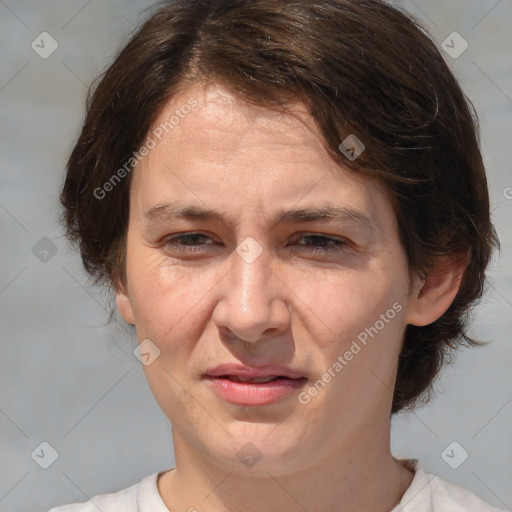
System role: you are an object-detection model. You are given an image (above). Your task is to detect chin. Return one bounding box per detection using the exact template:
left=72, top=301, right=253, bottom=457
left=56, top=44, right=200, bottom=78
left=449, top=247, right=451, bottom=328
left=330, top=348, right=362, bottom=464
left=199, top=426, right=310, bottom=477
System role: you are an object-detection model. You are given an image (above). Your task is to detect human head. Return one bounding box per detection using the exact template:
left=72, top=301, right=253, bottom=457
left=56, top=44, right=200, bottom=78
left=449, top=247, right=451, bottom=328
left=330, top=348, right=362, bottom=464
left=60, top=0, right=498, bottom=416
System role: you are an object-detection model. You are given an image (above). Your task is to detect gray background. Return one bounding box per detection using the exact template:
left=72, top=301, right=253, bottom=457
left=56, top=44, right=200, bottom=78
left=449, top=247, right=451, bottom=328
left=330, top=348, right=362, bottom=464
left=0, top=0, right=511, bottom=511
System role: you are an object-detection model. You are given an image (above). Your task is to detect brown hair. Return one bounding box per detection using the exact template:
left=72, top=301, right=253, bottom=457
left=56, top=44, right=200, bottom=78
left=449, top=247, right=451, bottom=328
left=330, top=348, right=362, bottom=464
left=60, top=0, right=499, bottom=413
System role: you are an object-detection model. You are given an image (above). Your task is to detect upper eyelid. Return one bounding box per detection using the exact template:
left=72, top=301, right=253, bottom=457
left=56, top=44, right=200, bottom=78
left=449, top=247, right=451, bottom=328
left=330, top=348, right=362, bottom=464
left=163, top=232, right=348, bottom=244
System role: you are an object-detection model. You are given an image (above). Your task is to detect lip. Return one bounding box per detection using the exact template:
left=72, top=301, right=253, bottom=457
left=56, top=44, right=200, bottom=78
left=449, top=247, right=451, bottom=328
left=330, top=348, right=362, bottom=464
left=203, top=363, right=308, bottom=406
left=204, top=363, right=306, bottom=380
left=205, top=376, right=308, bottom=406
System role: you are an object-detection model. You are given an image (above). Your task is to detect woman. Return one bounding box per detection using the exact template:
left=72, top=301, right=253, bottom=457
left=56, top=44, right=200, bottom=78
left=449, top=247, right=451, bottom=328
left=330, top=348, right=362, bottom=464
left=51, top=0, right=503, bottom=510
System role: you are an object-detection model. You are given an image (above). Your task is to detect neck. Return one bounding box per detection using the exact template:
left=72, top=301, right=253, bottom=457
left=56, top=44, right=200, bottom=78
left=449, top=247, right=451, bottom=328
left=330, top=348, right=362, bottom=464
left=158, top=426, right=414, bottom=512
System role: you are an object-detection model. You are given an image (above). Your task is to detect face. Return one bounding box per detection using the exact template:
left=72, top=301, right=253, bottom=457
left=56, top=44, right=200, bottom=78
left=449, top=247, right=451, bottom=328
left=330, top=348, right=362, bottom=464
left=116, top=82, right=427, bottom=476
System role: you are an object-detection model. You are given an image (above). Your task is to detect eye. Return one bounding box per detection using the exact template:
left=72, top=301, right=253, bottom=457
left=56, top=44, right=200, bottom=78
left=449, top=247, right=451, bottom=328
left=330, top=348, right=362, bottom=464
left=291, top=234, right=347, bottom=253
left=159, top=232, right=348, bottom=256
left=161, top=233, right=215, bottom=254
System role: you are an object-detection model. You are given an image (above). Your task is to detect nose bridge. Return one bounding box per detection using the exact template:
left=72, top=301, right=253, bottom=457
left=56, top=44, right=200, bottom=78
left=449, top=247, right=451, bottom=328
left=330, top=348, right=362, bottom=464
left=212, top=236, right=291, bottom=342
left=232, top=237, right=274, bottom=312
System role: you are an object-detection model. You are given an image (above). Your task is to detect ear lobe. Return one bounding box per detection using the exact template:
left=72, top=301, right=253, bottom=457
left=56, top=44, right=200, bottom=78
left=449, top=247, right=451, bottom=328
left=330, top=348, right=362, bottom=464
left=406, top=260, right=465, bottom=327
left=115, top=286, right=135, bottom=325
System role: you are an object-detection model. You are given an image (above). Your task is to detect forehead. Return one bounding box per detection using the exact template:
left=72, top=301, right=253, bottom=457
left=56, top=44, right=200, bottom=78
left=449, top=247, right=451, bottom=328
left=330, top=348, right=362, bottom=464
left=130, top=82, right=397, bottom=237
left=149, top=82, right=330, bottom=165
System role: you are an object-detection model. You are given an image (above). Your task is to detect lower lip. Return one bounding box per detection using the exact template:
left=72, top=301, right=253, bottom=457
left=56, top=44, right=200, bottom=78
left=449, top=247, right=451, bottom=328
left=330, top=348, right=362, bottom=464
left=205, top=376, right=308, bottom=406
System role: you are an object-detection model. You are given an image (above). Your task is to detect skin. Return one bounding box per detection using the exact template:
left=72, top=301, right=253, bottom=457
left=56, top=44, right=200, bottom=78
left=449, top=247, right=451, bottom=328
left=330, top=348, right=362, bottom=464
left=116, top=82, right=463, bottom=512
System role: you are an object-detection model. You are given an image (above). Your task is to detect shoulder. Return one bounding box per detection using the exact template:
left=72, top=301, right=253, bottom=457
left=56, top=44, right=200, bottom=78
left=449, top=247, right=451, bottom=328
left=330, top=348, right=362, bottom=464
left=397, top=459, right=506, bottom=512
left=47, top=472, right=160, bottom=512
left=429, top=472, right=505, bottom=511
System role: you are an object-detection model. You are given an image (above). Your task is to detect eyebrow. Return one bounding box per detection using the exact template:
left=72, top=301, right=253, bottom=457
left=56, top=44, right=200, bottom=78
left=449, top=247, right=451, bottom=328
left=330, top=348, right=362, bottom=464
left=143, top=201, right=376, bottom=232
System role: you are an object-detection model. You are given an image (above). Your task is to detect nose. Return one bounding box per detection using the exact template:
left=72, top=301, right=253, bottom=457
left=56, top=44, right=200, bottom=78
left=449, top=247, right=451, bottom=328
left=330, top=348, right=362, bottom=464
left=211, top=240, right=292, bottom=344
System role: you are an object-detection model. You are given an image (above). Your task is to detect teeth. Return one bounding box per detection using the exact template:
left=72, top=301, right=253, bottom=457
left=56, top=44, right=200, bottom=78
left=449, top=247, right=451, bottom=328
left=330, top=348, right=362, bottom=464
left=226, top=375, right=278, bottom=383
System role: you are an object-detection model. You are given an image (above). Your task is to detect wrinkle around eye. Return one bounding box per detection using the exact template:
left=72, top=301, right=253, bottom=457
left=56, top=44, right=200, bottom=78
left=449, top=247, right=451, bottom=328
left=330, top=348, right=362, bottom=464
left=150, top=232, right=378, bottom=269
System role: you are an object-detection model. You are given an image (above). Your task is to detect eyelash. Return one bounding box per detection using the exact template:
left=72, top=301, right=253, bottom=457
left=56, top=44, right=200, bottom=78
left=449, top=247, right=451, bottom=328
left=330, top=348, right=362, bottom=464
left=160, top=233, right=348, bottom=255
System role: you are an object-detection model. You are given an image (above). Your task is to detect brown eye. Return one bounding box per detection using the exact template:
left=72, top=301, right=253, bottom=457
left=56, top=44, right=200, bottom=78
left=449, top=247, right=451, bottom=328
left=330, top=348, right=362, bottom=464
left=292, top=234, right=347, bottom=254
left=161, top=233, right=215, bottom=253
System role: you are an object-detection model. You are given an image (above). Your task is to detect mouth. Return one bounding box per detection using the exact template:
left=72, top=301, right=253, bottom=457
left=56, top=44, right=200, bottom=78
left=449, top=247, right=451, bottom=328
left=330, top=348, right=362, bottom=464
left=203, top=373, right=308, bottom=406
left=218, top=375, right=300, bottom=383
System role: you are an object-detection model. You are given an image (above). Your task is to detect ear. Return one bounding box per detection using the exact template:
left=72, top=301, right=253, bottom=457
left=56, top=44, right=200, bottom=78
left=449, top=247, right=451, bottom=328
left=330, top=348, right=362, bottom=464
left=406, top=258, right=466, bottom=327
left=115, top=284, right=135, bottom=325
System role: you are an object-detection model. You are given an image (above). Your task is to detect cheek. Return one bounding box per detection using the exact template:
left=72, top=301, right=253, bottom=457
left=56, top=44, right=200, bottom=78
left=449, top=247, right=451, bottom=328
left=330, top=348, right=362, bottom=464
left=130, top=272, right=195, bottom=330
left=126, top=249, right=221, bottom=348
left=126, top=239, right=410, bottom=366
left=294, top=268, right=408, bottom=416
left=290, top=260, right=409, bottom=351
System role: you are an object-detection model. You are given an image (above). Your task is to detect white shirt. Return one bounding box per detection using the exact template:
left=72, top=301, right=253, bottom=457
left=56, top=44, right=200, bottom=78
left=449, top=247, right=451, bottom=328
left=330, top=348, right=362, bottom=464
left=48, top=459, right=505, bottom=512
